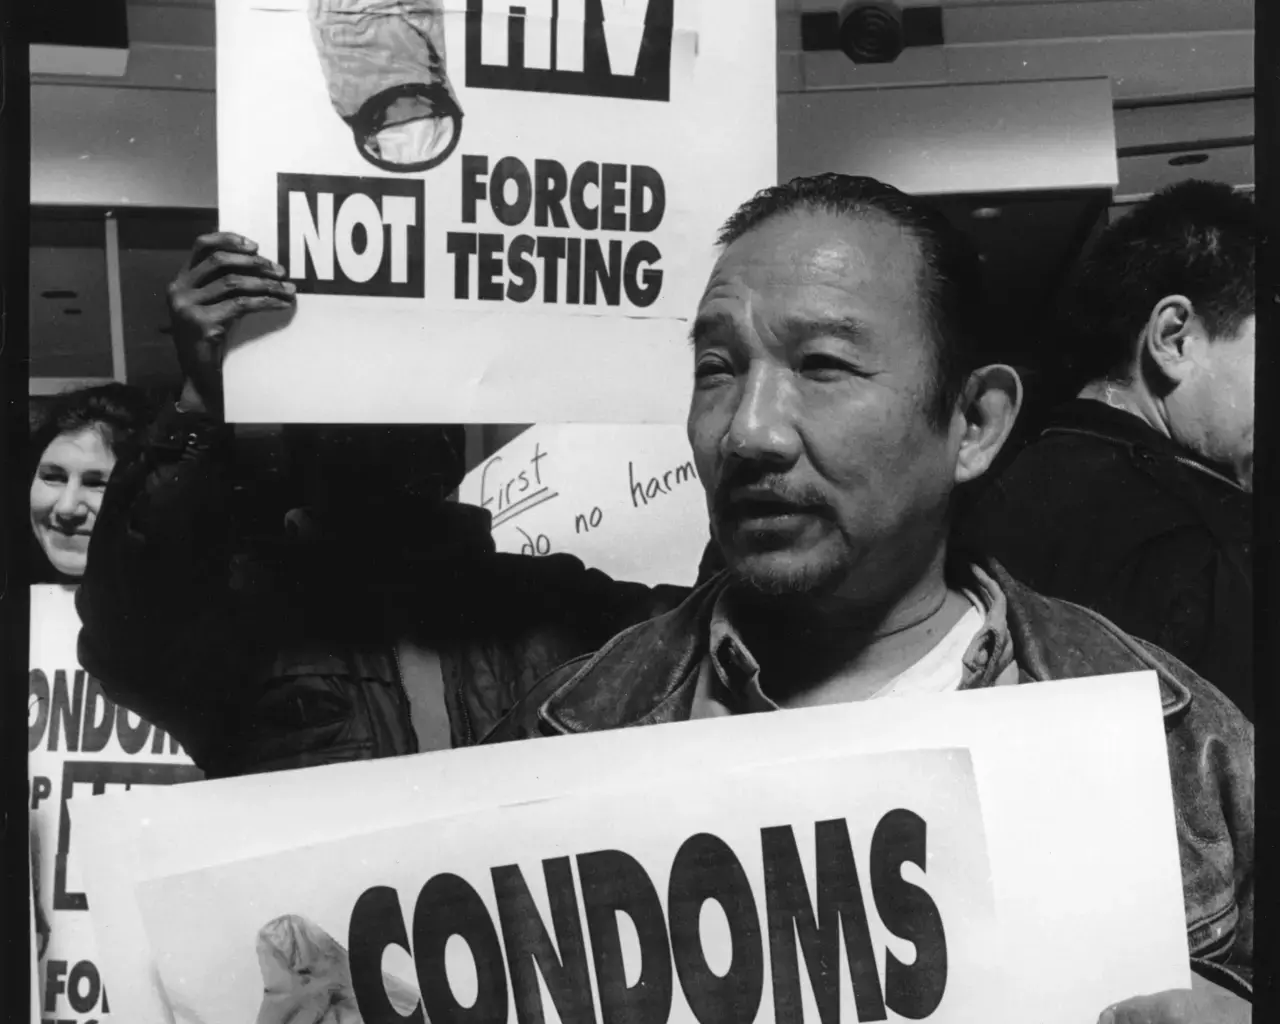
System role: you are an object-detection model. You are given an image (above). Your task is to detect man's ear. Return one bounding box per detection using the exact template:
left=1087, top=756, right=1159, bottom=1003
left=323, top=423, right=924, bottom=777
left=1144, top=295, right=1201, bottom=384
left=954, top=364, right=1022, bottom=485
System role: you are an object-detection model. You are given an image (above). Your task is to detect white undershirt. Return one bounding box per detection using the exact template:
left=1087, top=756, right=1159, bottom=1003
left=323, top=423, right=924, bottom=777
left=874, top=603, right=984, bottom=699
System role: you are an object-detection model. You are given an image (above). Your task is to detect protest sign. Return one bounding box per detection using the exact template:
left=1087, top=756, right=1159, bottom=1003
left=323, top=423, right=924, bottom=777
left=457, top=423, right=707, bottom=586
left=76, top=674, right=1191, bottom=1024
left=139, top=748, right=999, bottom=1024
left=216, top=0, right=777, bottom=424
left=28, top=585, right=204, bottom=1024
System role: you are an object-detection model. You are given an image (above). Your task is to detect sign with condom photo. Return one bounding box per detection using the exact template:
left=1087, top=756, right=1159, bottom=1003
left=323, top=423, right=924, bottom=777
left=134, top=748, right=1006, bottom=1024
left=216, top=0, right=777, bottom=424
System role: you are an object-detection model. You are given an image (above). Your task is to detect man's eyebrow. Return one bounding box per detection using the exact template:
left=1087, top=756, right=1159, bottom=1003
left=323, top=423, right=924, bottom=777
left=688, top=312, right=736, bottom=347
left=779, top=316, right=870, bottom=345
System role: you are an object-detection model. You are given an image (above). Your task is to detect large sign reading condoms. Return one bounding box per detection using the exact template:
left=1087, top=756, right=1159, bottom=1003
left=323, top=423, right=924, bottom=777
left=135, top=749, right=1003, bottom=1024
left=74, top=676, right=1194, bottom=1024
left=217, top=0, right=777, bottom=423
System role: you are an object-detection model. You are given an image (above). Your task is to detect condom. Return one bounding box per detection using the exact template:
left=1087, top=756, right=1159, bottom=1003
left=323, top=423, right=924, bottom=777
left=254, top=914, right=420, bottom=1024
left=309, top=0, right=463, bottom=173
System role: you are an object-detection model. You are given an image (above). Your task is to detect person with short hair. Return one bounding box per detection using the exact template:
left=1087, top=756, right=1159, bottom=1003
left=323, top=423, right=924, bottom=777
left=485, top=173, right=1254, bottom=1020
left=28, top=382, right=155, bottom=582
left=961, top=180, right=1255, bottom=718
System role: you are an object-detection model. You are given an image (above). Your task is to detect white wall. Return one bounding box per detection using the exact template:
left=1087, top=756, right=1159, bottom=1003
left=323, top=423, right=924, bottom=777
left=779, top=78, right=1118, bottom=195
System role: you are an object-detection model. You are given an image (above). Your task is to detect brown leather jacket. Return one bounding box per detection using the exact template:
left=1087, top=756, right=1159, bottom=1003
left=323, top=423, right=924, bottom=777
left=76, top=408, right=689, bottom=778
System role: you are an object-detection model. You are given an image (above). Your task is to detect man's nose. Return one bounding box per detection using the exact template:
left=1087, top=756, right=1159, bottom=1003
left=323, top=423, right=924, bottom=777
left=721, top=364, right=801, bottom=466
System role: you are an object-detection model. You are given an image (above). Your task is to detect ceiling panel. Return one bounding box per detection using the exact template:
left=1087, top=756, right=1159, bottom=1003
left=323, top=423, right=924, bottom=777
left=943, top=0, right=1252, bottom=42
left=791, top=31, right=1253, bottom=101
left=783, top=1, right=1253, bottom=103
left=1114, top=97, right=1252, bottom=151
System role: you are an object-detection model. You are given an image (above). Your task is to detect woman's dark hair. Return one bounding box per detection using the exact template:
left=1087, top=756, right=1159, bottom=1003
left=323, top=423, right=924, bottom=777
left=27, top=383, right=156, bottom=583
left=28, top=383, right=156, bottom=484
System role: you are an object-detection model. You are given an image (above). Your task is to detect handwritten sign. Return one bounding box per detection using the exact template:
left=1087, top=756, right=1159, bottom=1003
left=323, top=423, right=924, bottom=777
left=216, top=0, right=777, bottom=423
left=458, top=424, right=709, bottom=586
left=28, top=585, right=203, bottom=1024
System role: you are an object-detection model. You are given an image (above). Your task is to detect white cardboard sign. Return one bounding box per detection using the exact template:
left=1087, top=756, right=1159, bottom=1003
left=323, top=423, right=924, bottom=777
left=216, top=0, right=777, bottom=423
left=75, top=675, right=1190, bottom=1024
left=27, top=585, right=203, bottom=1024
left=140, top=749, right=999, bottom=1024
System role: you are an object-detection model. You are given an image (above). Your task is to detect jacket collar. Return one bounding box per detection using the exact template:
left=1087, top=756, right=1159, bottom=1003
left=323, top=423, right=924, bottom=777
left=702, top=562, right=1019, bottom=706
left=1043, top=399, right=1246, bottom=493
left=537, top=556, right=1193, bottom=736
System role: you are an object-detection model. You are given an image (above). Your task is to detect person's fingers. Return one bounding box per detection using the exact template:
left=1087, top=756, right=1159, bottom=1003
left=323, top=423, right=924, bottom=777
left=203, top=294, right=296, bottom=325
left=187, top=273, right=297, bottom=308
left=187, top=249, right=286, bottom=289
left=189, top=231, right=259, bottom=268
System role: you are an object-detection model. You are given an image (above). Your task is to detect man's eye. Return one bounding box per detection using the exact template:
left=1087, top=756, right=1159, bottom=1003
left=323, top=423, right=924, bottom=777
left=694, top=360, right=733, bottom=383
left=800, top=354, right=856, bottom=378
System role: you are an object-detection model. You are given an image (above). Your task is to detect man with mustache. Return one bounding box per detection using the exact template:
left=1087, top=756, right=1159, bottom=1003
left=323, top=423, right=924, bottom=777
left=485, top=174, right=1253, bottom=1021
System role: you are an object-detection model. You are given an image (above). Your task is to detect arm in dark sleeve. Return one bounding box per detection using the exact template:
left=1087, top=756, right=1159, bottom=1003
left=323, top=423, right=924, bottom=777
left=76, top=406, right=245, bottom=759
left=1101, top=526, right=1251, bottom=718
left=427, top=548, right=696, bottom=740
left=1190, top=711, right=1254, bottom=998
left=481, top=552, right=691, bottom=638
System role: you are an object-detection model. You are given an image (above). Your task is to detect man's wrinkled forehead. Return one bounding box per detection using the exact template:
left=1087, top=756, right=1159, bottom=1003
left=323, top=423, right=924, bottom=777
left=698, top=207, right=927, bottom=329
left=696, top=207, right=926, bottom=340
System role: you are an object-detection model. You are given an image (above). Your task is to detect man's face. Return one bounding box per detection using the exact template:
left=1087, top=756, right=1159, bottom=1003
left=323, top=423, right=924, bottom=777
left=687, top=209, right=965, bottom=603
left=1169, top=313, right=1255, bottom=489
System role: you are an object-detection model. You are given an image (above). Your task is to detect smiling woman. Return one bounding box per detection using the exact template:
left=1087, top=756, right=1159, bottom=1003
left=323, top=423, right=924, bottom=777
left=28, top=383, right=155, bottom=582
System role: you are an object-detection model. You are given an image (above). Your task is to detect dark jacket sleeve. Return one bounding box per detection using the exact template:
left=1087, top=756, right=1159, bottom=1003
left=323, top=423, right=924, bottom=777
left=1187, top=708, right=1254, bottom=999
left=76, top=406, right=248, bottom=765
left=434, top=551, right=692, bottom=743
left=1092, top=527, right=1251, bottom=720
left=1142, top=634, right=1256, bottom=999
left=965, top=475, right=1252, bottom=720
